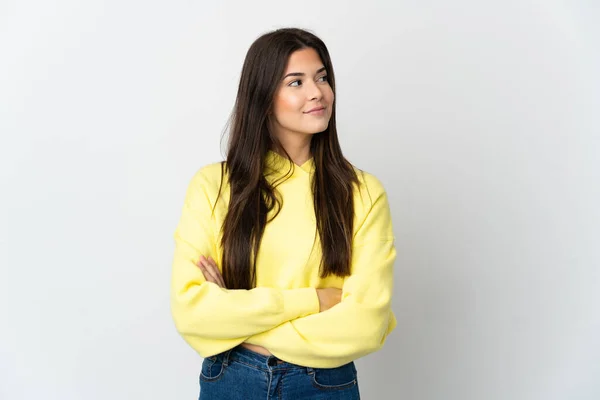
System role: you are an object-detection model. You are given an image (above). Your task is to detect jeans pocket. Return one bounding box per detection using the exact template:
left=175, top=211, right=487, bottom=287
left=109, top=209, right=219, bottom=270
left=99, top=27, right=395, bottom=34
left=200, top=354, right=227, bottom=382
left=310, top=362, right=358, bottom=391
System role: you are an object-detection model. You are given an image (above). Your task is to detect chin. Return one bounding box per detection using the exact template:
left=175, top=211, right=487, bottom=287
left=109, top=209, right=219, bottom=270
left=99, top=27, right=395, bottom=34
left=302, top=123, right=330, bottom=135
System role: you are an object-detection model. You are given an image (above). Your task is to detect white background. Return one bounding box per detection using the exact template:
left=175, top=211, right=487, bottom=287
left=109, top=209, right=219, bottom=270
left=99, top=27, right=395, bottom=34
left=1, top=1, right=599, bottom=399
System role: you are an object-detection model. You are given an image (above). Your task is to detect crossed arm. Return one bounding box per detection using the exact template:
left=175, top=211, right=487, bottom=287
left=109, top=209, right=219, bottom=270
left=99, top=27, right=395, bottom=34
left=197, top=255, right=342, bottom=314
left=194, top=238, right=397, bottom=369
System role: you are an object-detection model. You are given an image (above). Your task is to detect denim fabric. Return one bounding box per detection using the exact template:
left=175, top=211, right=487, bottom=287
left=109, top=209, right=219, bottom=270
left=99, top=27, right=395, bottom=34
left=199, top=345, right=360, bottom=399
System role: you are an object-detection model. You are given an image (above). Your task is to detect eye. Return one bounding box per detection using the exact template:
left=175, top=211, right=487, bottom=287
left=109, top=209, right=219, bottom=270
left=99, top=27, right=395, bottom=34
left=289, top=80, right=302, bottom=87
left=318, top=75, right=328, bottom=82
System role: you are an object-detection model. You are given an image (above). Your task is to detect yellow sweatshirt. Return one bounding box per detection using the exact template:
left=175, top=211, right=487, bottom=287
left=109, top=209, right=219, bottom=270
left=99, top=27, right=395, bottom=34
left=170, top=150, right=397, bottom=368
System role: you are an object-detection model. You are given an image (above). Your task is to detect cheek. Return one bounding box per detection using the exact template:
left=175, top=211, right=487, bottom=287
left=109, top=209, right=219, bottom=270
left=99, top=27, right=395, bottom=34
left=325, top=87, right=334, bottom=104
left=274, top=92, right=304, bottom=115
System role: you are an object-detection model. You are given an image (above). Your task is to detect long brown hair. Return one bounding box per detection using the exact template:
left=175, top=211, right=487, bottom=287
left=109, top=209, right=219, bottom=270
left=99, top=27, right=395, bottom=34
left=216, top=27, right=360, bottom=289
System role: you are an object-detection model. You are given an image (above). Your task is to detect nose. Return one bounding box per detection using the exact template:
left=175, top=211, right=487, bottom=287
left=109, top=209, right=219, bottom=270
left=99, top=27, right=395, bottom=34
left=306, top=80, right=323, bottom=101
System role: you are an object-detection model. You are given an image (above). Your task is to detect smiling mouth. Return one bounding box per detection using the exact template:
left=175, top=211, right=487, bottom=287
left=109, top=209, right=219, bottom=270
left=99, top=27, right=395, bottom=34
left=304, top=107, right=326, bottom=114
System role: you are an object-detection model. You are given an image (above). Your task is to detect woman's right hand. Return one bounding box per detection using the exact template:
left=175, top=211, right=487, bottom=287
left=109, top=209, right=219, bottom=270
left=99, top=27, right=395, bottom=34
left=316, top=288, right=342, bottom=312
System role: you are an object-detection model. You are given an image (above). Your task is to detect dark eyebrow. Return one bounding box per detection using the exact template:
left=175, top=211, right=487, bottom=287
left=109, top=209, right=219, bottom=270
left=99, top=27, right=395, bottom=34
left=283, top=66, right=327, bottom=79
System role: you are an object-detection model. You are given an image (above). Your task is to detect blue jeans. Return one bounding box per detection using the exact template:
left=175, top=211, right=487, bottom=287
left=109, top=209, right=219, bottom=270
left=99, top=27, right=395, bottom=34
left=199, top=345, right=360, bottom=399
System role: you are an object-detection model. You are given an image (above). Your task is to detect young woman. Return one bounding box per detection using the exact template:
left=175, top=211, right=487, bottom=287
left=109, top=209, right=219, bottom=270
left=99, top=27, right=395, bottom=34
left=171, top=27, right=397, bottom=399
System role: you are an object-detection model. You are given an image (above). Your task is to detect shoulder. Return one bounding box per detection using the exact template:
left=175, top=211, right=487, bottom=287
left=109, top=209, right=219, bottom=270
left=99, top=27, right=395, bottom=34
left=352, top=166, right=388, bottom=210
left=195, top=161, right=225, bottom=181
left=350, top=166, right=395, bottom=240
left=187, top=161, right=227, bottom=197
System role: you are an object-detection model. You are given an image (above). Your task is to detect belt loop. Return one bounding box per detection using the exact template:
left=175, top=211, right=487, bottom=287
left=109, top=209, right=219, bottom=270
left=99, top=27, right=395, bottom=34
left=223, top=349, right=233, bottom=366
left=306, top=367, right=314, bottom=375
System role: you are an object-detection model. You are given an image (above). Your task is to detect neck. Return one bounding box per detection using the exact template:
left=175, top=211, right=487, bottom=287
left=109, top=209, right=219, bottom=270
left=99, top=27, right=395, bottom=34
left=271, top=137, right=312, bottom=166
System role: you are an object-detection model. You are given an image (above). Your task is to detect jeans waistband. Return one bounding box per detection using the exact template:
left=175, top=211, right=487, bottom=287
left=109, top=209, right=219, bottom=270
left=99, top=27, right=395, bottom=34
left=224, top=345, right=303, bottom=371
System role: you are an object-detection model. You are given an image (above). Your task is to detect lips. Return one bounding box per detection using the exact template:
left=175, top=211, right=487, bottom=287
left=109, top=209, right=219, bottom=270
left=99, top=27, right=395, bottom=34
left=304, top=106, right=325, bottom=113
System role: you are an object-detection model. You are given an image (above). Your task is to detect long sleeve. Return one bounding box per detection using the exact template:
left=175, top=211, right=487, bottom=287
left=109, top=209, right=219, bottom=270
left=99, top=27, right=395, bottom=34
left=170, top=165, right=320, bottom=357
left=245, top=175, right=397, bottom=368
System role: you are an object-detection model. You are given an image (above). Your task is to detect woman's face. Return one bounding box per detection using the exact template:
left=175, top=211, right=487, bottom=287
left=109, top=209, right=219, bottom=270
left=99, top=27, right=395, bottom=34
left=269, top=47, right=334, bottom=141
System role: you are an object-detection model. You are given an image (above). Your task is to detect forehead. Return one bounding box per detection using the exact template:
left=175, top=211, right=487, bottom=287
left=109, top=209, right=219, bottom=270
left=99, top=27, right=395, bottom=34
left=284, top=48, right=324, bottom=72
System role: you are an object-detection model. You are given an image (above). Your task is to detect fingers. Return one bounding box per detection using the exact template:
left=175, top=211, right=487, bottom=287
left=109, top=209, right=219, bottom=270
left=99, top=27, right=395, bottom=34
left=196, top=258, right=213, bottom=283
left=205, top=256, right=226, bottom=288
left=197, top=255, right=226, bottom=288
left=209, top=256, right=227, bottom=288
left=198, top=255, right=219, bottom=284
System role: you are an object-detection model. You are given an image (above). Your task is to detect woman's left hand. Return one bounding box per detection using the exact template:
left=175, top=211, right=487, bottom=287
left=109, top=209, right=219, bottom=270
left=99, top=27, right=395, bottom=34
left=197, top=255, right=227, bottom=288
